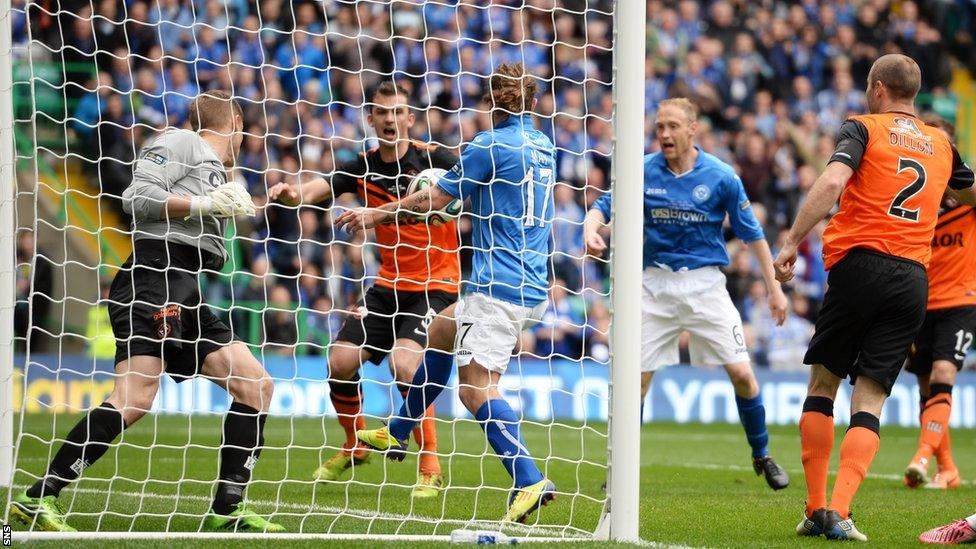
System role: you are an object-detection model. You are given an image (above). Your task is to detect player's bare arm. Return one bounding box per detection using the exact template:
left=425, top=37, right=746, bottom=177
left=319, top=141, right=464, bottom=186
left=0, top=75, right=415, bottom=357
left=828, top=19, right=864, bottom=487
left=583, top=208, right=608, bottom=257
left=268, top=177, right=332, bottom=206
left=334, top=185, right=454, bottom=235
left=774, top=161, right=854, bottom=282
left=748, top=238, right=788, bottom=325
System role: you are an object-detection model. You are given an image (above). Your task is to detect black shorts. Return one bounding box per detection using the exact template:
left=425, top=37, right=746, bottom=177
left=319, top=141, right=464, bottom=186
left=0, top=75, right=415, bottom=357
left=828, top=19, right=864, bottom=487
left=335, top=285, right=457, bottom=364
left=805, top=249, right=928, bottom=394
left=108, top=240, right=235, bottom=382
left=907, top=305, right=976, bottom=376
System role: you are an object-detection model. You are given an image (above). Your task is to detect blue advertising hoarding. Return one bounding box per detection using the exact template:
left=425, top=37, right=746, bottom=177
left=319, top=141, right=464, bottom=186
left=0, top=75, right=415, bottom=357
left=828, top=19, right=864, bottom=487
left=16, top=354, right=976, bottom=428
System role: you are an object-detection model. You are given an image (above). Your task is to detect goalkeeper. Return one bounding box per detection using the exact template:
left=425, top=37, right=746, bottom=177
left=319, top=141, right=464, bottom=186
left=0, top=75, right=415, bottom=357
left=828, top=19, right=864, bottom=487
left=268, top=82, right=458, bottom=498
left=338, top=63, right=557, bottom=524
left=9, top=91, right=283, bottom=533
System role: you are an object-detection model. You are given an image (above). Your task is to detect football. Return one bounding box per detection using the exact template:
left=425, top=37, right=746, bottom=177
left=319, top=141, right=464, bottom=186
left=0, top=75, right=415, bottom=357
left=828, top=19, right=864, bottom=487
left=406, top=168, right=462, bottom=226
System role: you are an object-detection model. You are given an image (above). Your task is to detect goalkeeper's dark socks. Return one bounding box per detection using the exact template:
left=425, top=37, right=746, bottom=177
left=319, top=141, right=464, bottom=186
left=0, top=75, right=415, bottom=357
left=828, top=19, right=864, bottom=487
left=475, top=399, right=544, bottom=489
left=389, top=350, right=453, bottom=441
left=329, top=373, right=364, bottom=451
left=27, top=402, right=126, bottom=499
left=213, top=402, right=266, bottom=516
left=829, top=412, right=880, bottom=519
left=800, top=396, right=834, bottom=516
left=735, top=393, right=770, bottom=458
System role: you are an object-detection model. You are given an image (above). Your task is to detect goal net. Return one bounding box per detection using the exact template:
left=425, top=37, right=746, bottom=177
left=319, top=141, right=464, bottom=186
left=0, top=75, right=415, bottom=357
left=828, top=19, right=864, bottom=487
left=5, top=0, right=642, bottom=541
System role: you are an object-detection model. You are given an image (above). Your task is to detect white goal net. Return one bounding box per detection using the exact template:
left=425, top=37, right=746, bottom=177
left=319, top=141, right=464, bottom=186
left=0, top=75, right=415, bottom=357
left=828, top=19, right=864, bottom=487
left=4, top=0, right=643, bottom=541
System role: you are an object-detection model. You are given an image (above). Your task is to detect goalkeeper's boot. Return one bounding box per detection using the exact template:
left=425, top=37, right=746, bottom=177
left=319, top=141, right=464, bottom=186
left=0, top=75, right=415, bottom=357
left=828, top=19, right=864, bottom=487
left=503, top=479, right=556, bottom=524
left=204, top=502, right=285, bottom=533
left=9, top=491, right=76, bottom=532
left=356, top=426, right=408, bottom=462
left=313, top=449, right=372, bottom=482
left=411, top=471, right=444, bottom=499
left=823, top=510, right=868, bottom=542
left=796, top=507, right=827, bottom=537
left=753, top=455, right=789, bottom=490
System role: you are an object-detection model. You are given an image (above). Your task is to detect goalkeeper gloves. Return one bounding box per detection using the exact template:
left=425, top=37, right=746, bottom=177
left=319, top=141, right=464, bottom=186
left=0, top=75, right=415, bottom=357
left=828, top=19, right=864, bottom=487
left=189, top=182, right=256, bottom=218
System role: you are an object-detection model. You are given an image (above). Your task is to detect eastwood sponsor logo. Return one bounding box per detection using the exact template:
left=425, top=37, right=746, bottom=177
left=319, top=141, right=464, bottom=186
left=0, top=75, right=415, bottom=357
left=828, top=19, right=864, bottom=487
left=651, top=208, right=708, bottom=222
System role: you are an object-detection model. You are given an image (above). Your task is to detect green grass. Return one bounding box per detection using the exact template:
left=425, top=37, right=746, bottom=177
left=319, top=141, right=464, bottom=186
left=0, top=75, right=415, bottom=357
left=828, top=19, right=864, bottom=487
left=6, top=415, right=976, bottom=547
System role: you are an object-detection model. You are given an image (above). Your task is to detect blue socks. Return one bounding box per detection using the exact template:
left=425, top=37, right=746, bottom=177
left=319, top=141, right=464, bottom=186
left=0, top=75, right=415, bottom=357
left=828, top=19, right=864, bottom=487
left=736, top=393, right=770, bottom=459
left=389, top=350, right=454, bottom=441
left=475, top=399, right=544, bottom=488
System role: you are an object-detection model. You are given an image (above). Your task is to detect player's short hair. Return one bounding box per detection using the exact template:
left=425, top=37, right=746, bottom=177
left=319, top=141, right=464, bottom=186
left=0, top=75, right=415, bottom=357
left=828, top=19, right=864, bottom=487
left=484, top=63, right=537, bottom=114
left=868, top=54, right=921, bottom=101
left=371, top=81, right=410, bottom=104
left=188, top=90, right=243, bottom=132
left=657, top=97, right=698, bottom=123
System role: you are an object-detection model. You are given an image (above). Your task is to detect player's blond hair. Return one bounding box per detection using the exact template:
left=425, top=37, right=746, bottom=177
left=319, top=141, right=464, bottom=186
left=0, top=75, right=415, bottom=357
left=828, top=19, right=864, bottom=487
left=484, top=63, right=538, bottom=115
left=658, top=98, right=698, bottom=123
left=188, top=90, right=243, bottom=132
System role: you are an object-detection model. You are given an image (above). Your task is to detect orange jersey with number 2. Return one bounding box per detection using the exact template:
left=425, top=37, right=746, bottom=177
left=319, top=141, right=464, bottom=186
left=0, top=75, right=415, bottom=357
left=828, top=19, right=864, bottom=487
left=822, top=112, right=956, bottom=269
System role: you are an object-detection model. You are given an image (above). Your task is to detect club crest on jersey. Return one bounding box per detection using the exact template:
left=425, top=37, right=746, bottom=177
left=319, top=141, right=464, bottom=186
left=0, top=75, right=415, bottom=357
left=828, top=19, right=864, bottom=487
left=893, top=117, right=924, bottom=137
left=691, top=184, right=711, bottom=203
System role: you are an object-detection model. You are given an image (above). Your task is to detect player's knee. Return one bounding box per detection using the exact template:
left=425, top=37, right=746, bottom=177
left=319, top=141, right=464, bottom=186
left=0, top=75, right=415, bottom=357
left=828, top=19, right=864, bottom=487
left=725, top=364, right=757, bottom=395
left=327, top=346, right=362, bottom=380
left=931, top=361, right=958, bottom=385
left=110, top=381, right=158, bottom=424
left=457, top=384, right=488, bottom=414
left=389, top=348, right=422, bottom=382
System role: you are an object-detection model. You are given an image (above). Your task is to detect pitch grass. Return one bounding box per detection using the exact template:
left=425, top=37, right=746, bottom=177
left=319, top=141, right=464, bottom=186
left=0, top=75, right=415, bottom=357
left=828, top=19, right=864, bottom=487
left=5, top=415, right=976, bottom=547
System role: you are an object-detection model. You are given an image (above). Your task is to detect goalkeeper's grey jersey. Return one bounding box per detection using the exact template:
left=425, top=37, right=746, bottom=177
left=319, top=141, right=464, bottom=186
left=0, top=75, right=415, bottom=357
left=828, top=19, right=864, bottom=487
left=122, top=128, right=228, bottom=269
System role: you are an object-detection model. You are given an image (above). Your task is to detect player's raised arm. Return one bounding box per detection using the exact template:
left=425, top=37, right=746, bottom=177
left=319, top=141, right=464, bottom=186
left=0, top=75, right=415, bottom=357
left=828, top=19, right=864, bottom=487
left=267, top=176, right=332, bottom=206
left=333, top=181, right=455, bottom=234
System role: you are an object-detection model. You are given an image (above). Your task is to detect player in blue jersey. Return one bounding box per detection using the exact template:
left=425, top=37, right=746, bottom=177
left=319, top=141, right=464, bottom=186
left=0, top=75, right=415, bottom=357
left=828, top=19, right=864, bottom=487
left=583, top=97, right=790, bottom=490
left=334, top=64, right=556, bottom=524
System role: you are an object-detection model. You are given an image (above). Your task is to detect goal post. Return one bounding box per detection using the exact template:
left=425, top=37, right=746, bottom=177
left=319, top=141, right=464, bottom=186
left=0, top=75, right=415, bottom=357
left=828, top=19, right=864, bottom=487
left=603, top=0, right=645, bottom=542
left=0, top=0, right=15, bottom=491
left=4, top=0, right=645, bottom=542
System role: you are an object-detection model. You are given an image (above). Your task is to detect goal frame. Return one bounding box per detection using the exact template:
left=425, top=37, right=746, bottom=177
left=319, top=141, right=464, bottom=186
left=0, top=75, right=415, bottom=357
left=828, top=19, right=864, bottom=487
left=0, top=0, right=646, bottom=542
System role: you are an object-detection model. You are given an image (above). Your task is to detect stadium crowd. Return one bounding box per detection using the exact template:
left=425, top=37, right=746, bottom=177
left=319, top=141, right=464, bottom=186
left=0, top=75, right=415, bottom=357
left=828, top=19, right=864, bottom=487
left=13, top=0, right=975, bottom=368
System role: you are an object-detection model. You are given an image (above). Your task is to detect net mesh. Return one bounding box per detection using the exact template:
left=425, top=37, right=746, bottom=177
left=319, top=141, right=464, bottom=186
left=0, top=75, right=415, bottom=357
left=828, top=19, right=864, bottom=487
left=10, top=0, right=615, bottom=537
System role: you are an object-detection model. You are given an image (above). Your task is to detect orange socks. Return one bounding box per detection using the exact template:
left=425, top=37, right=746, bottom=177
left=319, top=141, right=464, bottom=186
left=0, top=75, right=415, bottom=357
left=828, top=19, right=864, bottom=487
left=329, top=380, right=365, bottom=453
left=414, top=405, right=441, bottom=475
left=399, top=388, right=441, bottom=475
left=915, top=385, right=953, bottom=469
left=830, top=413, right=881, bottom=519
left=800, top=396, right=835, bottom=516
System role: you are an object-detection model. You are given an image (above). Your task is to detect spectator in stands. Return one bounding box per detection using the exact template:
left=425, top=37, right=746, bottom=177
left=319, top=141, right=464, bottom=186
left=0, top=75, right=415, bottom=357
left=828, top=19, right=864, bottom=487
left=14, top=230, right=52, bottom=354
left=755, top=293, right=815, bottom=371
left=86, top=282, right=115, bottom=360
left=534, top=279, right=585, bottom=361
left=263, top=284, right=297, bottom=356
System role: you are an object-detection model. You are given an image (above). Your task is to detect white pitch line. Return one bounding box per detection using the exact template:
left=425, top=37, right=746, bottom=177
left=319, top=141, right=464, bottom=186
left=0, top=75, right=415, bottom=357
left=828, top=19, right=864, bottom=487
left=672, top=461, right=975, bottom=485
left=11, top=484, right=589, bottom=538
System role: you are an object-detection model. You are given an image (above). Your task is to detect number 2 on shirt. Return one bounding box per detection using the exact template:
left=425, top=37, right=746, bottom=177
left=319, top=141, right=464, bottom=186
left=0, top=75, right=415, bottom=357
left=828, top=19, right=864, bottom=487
left=522, top=166, right=553, bottom=227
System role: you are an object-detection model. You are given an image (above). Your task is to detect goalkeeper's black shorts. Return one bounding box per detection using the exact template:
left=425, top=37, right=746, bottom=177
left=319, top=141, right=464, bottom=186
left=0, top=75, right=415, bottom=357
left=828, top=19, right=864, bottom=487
left=107, top=239, right=236, bottom=382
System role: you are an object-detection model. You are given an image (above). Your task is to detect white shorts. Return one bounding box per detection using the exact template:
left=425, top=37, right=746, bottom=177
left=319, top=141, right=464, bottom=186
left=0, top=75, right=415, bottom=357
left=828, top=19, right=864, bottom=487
left=642, top=266, right=749, bottom=372
left=454, top=292, right=547, bottom=374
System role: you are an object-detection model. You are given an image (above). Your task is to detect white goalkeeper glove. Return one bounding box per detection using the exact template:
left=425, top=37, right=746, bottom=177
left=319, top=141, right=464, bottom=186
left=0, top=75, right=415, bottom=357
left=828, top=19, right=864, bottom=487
left=189, top=182, right=256, bottom=218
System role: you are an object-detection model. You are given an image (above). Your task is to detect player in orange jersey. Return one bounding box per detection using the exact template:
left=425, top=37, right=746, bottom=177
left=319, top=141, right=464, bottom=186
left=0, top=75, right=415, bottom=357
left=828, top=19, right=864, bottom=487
left=269, top=82, right=458, bottom=498
left=774, top=54, right=976, bottom=541
left=903, top=117, right=975, bottom=491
